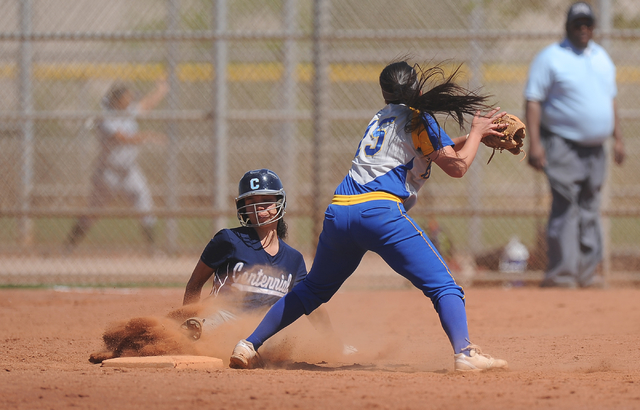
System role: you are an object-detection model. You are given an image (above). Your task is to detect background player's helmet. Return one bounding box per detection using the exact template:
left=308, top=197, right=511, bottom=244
left=235, top=169, right=286, bottom=227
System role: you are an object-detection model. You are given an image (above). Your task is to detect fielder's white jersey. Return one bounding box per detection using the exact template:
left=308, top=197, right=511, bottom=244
left=335, top=104, right=454, bottom=211
left=97, top=104, right=141, bottom=172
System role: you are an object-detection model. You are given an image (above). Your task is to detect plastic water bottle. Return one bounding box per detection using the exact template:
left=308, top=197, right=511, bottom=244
left=499, top=236, right=529, bottom=273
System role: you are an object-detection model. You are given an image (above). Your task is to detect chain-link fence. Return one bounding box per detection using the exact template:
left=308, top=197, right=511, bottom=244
left=1, top=0, right=639, bottom=287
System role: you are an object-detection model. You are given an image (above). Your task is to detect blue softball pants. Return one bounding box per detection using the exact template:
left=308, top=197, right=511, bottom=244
left=247, top=198, right=470, bottom=354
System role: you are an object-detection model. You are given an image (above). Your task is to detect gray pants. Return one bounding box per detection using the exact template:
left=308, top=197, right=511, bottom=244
left=200, top=309, right=238, bottom=332
left=96, top=165, right=156, bottom=227
left=542, top=133, right=606, bottom=287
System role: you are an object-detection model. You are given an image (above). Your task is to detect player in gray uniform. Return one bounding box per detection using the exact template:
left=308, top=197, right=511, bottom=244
left=66, top=79, right=168, bottom=250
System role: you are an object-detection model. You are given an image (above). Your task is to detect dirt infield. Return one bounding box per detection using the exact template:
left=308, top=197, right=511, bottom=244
left=2, top=285, right=640, bottom=410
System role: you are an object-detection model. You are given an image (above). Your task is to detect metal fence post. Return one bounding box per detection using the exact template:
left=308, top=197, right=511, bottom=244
left=311, top=0, right=330, bottom=250
left=598, top=0, right=611, bottom=49
left=213, top=0, right=229, bottom=233
left=19, top=0, right=34, bottom=248
left=282, top=0, right=300, bottom=244
left=165, top=0, right=180, bottom=253
left=467, top=0, right=485, bottom=256
left=598, top=0, right=613, bottom=280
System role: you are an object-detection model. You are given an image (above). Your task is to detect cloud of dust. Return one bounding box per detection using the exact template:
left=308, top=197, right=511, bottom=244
left=260, top=293, right=450, bottom=370
left=90, top=298, right=234, bottom=364
left=89, top=289, right=444, bottom=369
left=258, top=298, right=442, bottom=369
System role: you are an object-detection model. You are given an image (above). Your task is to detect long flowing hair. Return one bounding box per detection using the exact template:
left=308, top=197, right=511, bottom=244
left=379, top=61, right=493, bottom=136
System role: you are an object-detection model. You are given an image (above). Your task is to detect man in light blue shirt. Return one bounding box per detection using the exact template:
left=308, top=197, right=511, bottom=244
left=524, top=2, right=625, bottom=288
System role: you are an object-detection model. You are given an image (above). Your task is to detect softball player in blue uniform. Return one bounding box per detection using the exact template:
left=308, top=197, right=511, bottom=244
left=182, top=169, right=341, bottom=347
left=230, top=62, right=509, bottom=371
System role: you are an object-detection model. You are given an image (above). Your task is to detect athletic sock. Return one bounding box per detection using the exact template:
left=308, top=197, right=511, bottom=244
left=246, top=291, right=306, bottom=350
left=436, top=294, right=471, bottom=355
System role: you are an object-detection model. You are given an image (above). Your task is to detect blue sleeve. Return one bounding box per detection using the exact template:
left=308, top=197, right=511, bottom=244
left=423, top=113, right=454, bottom=149
left=200, top=230, right=235, bottom=270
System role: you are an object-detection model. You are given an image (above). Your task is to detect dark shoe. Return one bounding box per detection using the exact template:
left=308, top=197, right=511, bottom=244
left=580, top=275, right=608, bottom=289
left=540, top=279, right=577, bottom=289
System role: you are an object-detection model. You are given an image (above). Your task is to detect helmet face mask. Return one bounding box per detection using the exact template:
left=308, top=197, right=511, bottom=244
left=235, top=169, right=286, bottom=228
left=236, top=195, right=285, bottom=227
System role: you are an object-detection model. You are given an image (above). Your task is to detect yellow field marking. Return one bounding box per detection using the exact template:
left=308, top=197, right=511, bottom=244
left=483, top=63, right=530, bottom=83
left=616, top=66, right=640, bottom=83
left=1, top=62, right=639, bottom=83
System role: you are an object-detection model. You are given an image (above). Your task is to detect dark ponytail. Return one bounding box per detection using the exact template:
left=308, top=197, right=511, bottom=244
left=276, top=218, right=288, bottom=239
left=379, top=61, right=493, bottom=134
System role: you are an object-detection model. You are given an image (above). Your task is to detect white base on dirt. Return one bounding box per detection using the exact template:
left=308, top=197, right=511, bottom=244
left=101, top=355, right=224, bottom=369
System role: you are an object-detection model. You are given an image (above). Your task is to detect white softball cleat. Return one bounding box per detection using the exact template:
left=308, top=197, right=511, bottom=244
left=229, top=339, right=263, bottom=369
left=454, top=344, right=508, bottom=371
left=180, top=318, right=204, bottom=341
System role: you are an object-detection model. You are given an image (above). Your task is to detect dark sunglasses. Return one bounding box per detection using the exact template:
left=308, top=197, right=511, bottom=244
left=571, top=20, right=594, bottom=29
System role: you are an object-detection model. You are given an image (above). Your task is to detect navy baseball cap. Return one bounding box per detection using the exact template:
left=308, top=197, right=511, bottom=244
left=566, top=2, right=595, bottom=25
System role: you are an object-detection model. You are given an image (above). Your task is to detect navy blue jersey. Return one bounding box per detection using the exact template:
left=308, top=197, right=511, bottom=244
left=200, top=226, right=307, bottom=312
